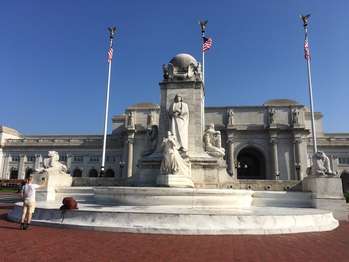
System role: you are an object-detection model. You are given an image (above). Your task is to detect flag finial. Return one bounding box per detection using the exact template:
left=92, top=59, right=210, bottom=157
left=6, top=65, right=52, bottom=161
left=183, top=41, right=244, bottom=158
left=199, top=20, right=208, bottom=33
left=300, top=14, right=311, bottom=28
left=108, top=26, right=117, bottom=39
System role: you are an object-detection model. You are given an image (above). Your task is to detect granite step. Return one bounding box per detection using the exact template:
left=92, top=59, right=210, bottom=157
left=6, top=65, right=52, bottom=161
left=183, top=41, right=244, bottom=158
left=55, top=187, right=95, bottom=203
left=56, top=187, right=94, bottom=194
left=252, top=191, right=313, bottom=208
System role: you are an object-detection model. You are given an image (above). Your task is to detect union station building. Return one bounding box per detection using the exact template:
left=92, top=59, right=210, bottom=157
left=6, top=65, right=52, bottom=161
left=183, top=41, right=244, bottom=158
left=1, top=54, right=349, bottom=191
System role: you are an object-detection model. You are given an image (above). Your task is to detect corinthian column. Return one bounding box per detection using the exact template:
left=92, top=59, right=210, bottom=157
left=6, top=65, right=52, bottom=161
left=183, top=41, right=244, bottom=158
left=127, top=136, right=135, bottom=179
left=270, top=138, right=280, bottom=180
left=227, top=137, right=235, bottom=177
left=34, top=154, right=42, bottom=170
left=67, top=154, right=72, bottom=174
left=294, top=138, right=302, bottom=180
left=1, top=154, right=10, bottom=179
left=18, top=154, right=27, bottom=179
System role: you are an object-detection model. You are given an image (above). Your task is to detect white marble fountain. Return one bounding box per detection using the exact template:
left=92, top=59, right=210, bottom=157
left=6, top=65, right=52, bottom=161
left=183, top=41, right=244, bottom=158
left=8, top=54, right=346, bottom=234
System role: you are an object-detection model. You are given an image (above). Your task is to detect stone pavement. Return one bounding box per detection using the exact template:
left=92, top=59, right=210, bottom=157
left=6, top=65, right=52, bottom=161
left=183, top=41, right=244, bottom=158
left=1, top=193, right=349, bottom=262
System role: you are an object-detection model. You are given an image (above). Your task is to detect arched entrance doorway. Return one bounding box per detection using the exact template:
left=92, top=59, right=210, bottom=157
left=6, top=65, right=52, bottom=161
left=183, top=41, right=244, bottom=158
left=89, top=168, right=98, bottom=177
left=237, top=146, right=266, bottom=179
left=10, top=168, right=18, bottom=180
left=25, top=168, right=34, bottom=179
left=105, top=169, right=115, bottom=177
left=73, top=168, right=82, bottom=177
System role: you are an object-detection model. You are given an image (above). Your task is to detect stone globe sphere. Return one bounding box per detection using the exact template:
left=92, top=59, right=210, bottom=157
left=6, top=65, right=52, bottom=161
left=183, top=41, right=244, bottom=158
left=169, top=53, right=198, bottom=71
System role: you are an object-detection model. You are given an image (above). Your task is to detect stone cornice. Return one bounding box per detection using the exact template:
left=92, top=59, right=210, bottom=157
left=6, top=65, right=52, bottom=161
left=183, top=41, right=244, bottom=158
left=0, top=126, right=22, bottom=137
left=307, top=136, right=349, bottom=146
left=4, top=135, right=123, bottom=149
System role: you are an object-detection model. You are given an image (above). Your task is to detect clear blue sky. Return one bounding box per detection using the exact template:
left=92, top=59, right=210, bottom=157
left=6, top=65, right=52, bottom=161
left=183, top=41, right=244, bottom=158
left=1, top=0, right=348, bottom=134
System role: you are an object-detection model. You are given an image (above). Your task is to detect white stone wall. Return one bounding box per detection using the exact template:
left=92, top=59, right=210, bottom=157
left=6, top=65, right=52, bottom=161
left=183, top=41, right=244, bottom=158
left=0, top=147, right=122, bottom=180
left=1, top=101, right=349, bottom=183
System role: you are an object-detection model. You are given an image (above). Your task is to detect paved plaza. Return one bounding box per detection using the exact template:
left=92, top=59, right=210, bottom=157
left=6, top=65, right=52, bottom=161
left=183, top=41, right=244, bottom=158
left=0, top=193, right=348, bottom=262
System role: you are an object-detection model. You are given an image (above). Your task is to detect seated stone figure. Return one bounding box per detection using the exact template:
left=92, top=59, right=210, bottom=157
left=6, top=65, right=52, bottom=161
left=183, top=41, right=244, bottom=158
left=142, top=125, right=158, bottom=156
left=36, top=151, right=67, bottom=174
left=32, top=151, right=72, bottom=201
left=203, top=123, right=225, bottom=158
left=160, top=131, right=189, bottom=176
left=311, top=151, right=335, bottom=176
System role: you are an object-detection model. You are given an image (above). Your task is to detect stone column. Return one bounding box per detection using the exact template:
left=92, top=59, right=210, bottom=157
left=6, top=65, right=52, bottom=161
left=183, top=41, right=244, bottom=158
left=270, top=138, right=280, bottom=180
left=67, top=154, right=72, bottom=174
left=83, top=155, right=89, bottom=177
left=158, top=75, right=205, bottom=156
left=0, top=149, right=3, bottom=179
left=34, top=154, right=42, bottom=170
left=1, top=154, right=10, bottom=179
left=127, top=134, right=135, bottom=179
left=293, top=138, right=302, bottom=180
left=227, top=137, right=235, bottom=177
left=18, top=154, right=27, bottom=179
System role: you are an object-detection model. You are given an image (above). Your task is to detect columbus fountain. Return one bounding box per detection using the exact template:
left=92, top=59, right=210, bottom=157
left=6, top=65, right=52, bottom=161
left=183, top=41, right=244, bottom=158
left=8, top=54, right=346, bottom=234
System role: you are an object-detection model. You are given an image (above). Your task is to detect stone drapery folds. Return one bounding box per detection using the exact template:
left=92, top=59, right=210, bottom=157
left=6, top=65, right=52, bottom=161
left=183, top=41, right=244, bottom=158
left=203, top=123, right=225, bottom=158
left=311, top=151, right=336, bottom=176
left=168, top=95, right=189, bottom=153
left=160, top=132, right=190, bottom=176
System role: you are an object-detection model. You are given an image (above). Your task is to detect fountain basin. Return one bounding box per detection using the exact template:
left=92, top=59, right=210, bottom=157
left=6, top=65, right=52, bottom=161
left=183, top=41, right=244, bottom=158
left=94, top=187, right=253, bottom=208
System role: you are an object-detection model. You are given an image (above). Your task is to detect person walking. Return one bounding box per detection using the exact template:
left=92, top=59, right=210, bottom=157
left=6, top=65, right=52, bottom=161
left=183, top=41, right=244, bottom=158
left=20, top=176, right=42, bottom=230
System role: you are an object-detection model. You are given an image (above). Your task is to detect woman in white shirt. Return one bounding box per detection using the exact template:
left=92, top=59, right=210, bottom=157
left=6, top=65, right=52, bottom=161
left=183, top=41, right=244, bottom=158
left=20, top=176, right=42, bottom=230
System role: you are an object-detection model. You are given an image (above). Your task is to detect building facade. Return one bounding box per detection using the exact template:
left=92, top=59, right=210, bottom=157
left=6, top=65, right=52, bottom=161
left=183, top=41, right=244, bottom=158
left=1, top=54, right=349, bottom=190
left=1, top=100, right=349, bottom=184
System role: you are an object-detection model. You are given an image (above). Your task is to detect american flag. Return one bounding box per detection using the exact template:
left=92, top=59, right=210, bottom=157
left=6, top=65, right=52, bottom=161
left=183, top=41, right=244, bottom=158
left=108, top=47, right=113, bottom=62
left=202, top=37, right=212, bottom=52
left=304, top=38, right=310, bottom=60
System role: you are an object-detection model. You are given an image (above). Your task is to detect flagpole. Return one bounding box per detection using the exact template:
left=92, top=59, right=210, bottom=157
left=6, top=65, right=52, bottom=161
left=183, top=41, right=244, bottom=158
left=301, top=15, right=317, bottom=154
left=100, top=26, right=116, bottom=176
left=199, top=20, right=208, bottom=84
left=202, top=31, right=205, bottom=84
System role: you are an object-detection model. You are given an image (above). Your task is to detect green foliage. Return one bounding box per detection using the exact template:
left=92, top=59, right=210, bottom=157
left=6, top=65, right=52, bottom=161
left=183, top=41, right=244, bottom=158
left=0, top=188, right=18, bottom=193
left=344, top=192, right=349, bottom=203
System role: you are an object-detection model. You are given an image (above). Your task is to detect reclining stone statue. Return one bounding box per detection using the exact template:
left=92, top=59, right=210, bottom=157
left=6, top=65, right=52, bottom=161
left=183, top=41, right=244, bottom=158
left=203, top=123, right=225, bottom=158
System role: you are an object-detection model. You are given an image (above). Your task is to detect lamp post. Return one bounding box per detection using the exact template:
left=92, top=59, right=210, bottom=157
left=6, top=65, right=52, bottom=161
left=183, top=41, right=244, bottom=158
left=119, top=161, right=125, bottom=178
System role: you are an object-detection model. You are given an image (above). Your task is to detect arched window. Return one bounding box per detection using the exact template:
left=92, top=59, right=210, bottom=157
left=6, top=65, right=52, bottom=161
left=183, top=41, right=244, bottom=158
left=89, top=168, right=98, bottom=177
left=10, top=168, right=18, bottom=180
left=73, top=168, right=82, bottom=177
left=105, top=169, right=115, bottom=177
left=25, top=168, right=34, bottom=179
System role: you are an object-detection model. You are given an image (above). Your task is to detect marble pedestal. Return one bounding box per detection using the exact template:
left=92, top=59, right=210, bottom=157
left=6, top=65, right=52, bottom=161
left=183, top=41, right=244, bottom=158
left=156, top=174, right=194, bottom=188
left=303, top=176, right=344, bottom=198
left=136, top=154, right=162, bottom=186
left=190, top=156, right=233, bottom=188
left=138, top=154, right=232, bottom=188
left=302, top=176, right=348, bottom=220
left=33, top=171, right=73, bottom=201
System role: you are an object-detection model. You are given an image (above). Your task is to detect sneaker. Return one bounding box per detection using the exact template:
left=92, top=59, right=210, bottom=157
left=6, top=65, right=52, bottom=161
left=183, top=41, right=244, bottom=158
left=23, top=223, right=30, bottom=230
left=19, top=223, right=25, bottom=230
